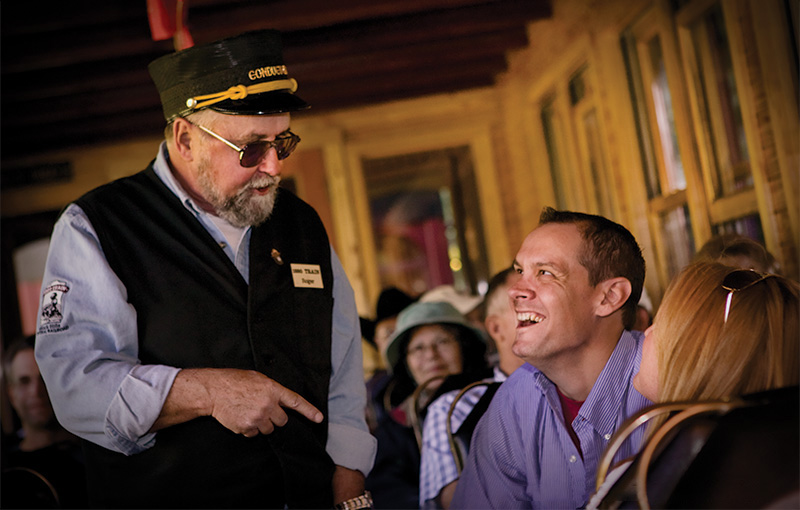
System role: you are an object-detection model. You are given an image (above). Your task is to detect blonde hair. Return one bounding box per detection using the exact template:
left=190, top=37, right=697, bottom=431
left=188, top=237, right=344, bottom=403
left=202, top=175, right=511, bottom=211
left=654, top=262, right=799, bottom=404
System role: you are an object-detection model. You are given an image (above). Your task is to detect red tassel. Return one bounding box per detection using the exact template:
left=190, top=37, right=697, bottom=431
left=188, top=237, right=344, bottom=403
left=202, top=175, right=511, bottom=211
left=147, top=0, right=193, bottom=50
left=147, top=0, right=177, bottom=41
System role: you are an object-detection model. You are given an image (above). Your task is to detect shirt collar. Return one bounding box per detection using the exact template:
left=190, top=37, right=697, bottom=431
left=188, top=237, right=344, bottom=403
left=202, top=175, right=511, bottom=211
left=521, top=330, right=650, bottom=436
left=152, top=141, right=206, bottom=217
left=581, top=329, right=650, bottom=435
left=493, top=365, right=509, bottom=383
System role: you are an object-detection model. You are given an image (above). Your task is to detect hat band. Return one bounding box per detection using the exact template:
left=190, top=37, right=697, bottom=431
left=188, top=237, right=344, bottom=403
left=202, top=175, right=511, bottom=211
left=186, top=78, right=298, bottom=110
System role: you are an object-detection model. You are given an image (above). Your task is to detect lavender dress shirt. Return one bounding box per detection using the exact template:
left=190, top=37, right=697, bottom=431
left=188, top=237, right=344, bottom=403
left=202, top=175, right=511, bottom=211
left=450, top=330, right=651, bottom=509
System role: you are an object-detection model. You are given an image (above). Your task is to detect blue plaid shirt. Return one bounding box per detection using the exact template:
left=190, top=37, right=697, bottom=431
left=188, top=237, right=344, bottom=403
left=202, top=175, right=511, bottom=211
left=450, top=330, right=651, bottom=509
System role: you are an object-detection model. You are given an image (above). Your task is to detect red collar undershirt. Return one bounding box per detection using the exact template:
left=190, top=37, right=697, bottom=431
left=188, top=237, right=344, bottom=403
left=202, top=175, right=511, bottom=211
left=557, top=386, right=585, bottom=457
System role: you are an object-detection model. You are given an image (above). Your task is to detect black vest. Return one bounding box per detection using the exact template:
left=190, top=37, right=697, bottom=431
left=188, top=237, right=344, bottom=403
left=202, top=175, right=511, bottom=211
left=74, top=166, right=335, bottom=508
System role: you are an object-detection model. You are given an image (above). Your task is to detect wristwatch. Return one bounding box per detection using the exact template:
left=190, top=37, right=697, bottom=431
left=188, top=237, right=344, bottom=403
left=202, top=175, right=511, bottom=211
left=334, top=491, right=373, bottom=510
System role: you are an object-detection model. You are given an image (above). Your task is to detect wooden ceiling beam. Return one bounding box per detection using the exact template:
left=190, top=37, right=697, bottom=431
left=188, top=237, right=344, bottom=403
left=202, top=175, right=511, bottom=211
left=292, top=30, right=529, bottom=83
left=0, top=0, right=552, bottom=161
left=2, top=0, right=547, bottom=73
left=4, top=27, right=526, bottom=122
left=283, top=0, right=550, bottom=59
left=5, top=39, right=512, bottom=131
left=188, top=0, right=507, bottom=34
left=2, top=55, right=506, bottom=157
left=2, top=0, right=501, bottom=35
left=1, top=108, right=167, bottom=160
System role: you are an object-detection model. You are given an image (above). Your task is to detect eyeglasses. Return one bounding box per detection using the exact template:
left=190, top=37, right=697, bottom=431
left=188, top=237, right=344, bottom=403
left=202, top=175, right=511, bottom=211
left=406, top=336, right=458, bottom=358
left=721, top=269, right=776, bottom=323
left=186, top=119, right=300, bottom=166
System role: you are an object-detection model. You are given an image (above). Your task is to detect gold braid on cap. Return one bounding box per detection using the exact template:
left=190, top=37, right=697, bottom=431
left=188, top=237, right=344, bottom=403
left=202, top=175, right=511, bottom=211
left=185, top=78, right=298, bottom=110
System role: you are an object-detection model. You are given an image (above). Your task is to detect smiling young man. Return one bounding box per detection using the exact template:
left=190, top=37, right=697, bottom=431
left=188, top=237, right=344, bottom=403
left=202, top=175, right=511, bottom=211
left=450, top=208, right=652, bottom=509
left=34, top=30, right=375, bottom=509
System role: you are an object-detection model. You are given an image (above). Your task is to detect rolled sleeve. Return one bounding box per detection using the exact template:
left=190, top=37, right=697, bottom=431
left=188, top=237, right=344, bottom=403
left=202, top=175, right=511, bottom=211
left=327, top=248, right=377, bottom=475
left=35, top=205, right=178, bottom=455
left=107, top=364, right=181, bottom=454
left=327, top=422, right=377, bottom=475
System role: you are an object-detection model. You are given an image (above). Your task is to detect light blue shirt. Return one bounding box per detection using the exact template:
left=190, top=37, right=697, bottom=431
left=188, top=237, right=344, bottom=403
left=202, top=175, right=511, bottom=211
left=419, top=366, right=508, bottom=507
left=450, top=330, right=651, bottom=509
left=34, top=142, right=376, bottom=475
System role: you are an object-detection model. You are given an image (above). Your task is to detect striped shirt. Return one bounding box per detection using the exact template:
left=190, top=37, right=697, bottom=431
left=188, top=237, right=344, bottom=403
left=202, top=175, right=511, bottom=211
left=419, top=366, right=508, bottom=507
left=450, top=330, right=651, bottom=509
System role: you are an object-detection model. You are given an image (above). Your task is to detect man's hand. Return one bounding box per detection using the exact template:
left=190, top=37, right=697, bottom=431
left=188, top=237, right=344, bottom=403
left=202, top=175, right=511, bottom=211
left=151, top=368, right=323, bottom=437
left=207, top=368, right=323, bottom=436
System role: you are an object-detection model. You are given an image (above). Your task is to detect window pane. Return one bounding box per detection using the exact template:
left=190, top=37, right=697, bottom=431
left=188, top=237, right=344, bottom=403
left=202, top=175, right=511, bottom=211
left=648, top=36, right=687, bottom=191
left=713, top=213, right=765, bottom=246
left=541, top=99, right=568, bottom=209
left=582, top=108, right=613, bottom=216
left=620, top=31, right=661, bottom=199
left=691, top=3, right=753, bottom=196
left=569, top=67, right=590, bottom=105
left=363, top=147, right=489, bottom=296
left=658, top=204, right=695, bottom=281
left=370, top=189, right=450, bottom=295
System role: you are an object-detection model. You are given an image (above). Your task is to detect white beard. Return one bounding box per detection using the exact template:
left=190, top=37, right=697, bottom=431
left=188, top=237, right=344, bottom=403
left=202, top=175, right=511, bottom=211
left=196, top=157, right=281, bottom=227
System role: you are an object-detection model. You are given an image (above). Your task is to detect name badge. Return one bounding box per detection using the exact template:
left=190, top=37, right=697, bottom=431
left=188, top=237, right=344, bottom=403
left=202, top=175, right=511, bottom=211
left=291, top=263, right=324, bottom=289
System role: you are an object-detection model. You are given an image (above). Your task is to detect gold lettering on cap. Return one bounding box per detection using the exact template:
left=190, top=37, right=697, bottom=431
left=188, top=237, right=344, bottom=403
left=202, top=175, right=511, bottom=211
left=248, top=65, right=288, bottom=81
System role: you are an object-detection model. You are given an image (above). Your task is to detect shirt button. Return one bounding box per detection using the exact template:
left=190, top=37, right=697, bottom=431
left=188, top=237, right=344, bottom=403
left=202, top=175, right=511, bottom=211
left=604, top=433, right=612, bottom=440
left=218, top=242, right=227, bottom=249
left=569, top=455, right=577, bottom=463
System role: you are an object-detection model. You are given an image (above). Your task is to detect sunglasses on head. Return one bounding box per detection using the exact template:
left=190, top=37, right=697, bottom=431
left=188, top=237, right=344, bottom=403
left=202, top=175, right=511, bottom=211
left=185, top=119, right=300, bottom=166
left=720, top=269, right=777, bottom=323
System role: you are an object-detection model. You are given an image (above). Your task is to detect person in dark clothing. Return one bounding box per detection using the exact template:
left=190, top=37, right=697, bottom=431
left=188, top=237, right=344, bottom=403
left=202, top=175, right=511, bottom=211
left=34, top=30, right=375, bottom=509
left=363, top=287, right=418, bottom=432
left=366, top=301, right=490, bottom=509
left=1, top=335, right=88, bottom=508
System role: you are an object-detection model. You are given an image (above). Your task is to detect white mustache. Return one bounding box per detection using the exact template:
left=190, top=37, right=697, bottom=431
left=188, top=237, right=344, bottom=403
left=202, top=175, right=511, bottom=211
left=246, top=175, right=281, bottom=190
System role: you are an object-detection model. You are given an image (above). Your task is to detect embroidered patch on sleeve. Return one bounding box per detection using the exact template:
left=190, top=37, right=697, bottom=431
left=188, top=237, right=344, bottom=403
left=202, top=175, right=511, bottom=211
left=38, top=280, right=70, bottom=334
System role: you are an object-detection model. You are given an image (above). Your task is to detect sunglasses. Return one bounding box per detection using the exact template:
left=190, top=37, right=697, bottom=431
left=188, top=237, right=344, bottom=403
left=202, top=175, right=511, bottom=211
left=186, top=120, right=300, bottom=166
left=720, top=269, right=777, bottom=323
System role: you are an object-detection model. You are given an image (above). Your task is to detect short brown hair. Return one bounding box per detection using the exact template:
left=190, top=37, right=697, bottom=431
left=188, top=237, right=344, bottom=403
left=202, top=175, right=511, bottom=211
left=538, top=207, right=645, bottom=329
left=694, top=233, right=779, bottom=274
left=481, top=266, right=515, bottom=321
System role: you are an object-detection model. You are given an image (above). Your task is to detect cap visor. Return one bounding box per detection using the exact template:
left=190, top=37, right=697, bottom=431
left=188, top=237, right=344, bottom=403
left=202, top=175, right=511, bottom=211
left=210, top=91, right=310, bottom=115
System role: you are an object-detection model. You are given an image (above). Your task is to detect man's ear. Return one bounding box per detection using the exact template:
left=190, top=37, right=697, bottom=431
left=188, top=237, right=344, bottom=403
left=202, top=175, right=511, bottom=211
left=171, top=118, right=195, bottom=162
left=485, top=314, right=502, bottom=344
left=595, top=277, right=632, bottom=318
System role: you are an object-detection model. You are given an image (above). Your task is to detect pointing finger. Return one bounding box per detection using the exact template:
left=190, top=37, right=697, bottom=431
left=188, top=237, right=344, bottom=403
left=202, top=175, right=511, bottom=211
left=279, top=389, right=323, bottom=423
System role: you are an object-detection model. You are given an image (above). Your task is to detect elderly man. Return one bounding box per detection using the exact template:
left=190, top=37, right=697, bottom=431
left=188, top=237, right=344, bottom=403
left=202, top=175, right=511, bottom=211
left=35, top=30, right=375, bottom=509
left=450, top=208, right=652, bottom=509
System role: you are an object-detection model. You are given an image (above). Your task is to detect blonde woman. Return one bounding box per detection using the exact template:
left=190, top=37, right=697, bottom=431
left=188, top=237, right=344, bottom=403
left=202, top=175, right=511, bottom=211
left=590, top=261, right=799, bottom=508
